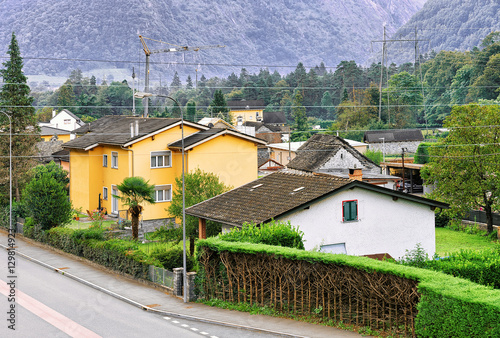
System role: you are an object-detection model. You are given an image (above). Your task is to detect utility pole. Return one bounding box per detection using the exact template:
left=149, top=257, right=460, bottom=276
left=371, top=26, right=428, bottom=123
left=401, top=147, right=408, bottom=193
left=132, top=67, right=136, bottom=116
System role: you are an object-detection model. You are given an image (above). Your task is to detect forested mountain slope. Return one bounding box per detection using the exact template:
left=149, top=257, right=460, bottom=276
left=0, top=0, right=425, bottom=77
left=389, top=0, right=500, bottom=63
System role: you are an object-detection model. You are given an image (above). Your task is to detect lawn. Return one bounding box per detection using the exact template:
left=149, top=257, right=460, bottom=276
left=66, top=219, right=116, bottom=230
left=435, top=227, right=499, bottom=256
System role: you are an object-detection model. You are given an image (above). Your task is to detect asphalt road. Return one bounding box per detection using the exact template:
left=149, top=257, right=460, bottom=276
left=0, top=249, right=280, bottom=337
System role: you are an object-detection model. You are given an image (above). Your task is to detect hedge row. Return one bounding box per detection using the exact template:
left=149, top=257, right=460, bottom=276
left=423, top=248, right=500, bottom=289
left=197, top=238, right=500, bottom=337
left=26, top=227, right=161, bottom=279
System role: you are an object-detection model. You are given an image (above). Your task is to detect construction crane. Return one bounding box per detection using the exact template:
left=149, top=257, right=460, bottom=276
left=139, top=35, right=225, bottom=117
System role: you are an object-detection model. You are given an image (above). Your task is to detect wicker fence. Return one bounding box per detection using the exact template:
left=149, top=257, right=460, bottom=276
left=198, top=247, right=420, bottom=336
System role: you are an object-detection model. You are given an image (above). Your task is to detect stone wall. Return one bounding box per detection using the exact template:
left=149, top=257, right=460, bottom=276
left=369, top=141, right=421, bottom=155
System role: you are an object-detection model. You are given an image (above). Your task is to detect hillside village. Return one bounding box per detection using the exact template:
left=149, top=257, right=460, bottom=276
left=1, top=2, right=500, bottom=336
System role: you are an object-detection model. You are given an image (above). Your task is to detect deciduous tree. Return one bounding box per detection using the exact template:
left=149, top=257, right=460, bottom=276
left=422, top=104, right=500, bottom=234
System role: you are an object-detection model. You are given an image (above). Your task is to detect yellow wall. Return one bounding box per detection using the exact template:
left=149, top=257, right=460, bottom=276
left=69, top=124, right=259, bottom=221
left=41, top=134, right=71, bottom=142
left=232, top=109, right=264, bottom=125
left=187, top=134, right=259, bottom=189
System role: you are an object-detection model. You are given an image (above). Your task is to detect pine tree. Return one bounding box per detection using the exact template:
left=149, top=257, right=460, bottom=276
left=170, top=71, right=182, bottom=92
left=186, top=75, right=193, bottom=89
left=209, top=89, right=231, bottom=122
left=0, top=32, right=39, bottom=202
left=292, top=91, right=308, bottom=132
left=186, top=101, right=196, bottom=122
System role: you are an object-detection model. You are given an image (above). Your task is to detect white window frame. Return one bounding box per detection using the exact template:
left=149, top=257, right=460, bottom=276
left=111, top=185, right=118, bottom=214
left=150, top=151, right=172, bottom=168
left=154, top=185, right=172, bottom=202
left=111, top=151, right=118, bottom=169
left=103, top=154, right=108, bottom=167
left=103, top=187, right=108, bottom=200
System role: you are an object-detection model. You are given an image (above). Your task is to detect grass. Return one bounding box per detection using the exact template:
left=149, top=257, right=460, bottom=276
left=66, top=219, right=116, bottom=230
left=435, top=227, right=499, bottom=257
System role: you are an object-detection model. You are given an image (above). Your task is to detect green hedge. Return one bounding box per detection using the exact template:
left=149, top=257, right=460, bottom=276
left=218, top=220, right=304, bottom=249
left=197, top=238, right=500, bottom=337
left=28, top=227, right=161, bottom=279
left=423, top=248, right=500, bottom=289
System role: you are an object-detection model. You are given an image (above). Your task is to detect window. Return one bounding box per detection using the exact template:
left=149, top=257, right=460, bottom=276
left=103, top=154, right=108, bottom=167
left=155, top=185, right=172, bottom=202
left=342, top=200, right=358, bottom=222
left=151, top=151, right=171, bottom=168
left=64, top=119, right=71, bottom=124
left=111, top=152, right=118, bottom=169
left=103, top=187, right=108, bottom=200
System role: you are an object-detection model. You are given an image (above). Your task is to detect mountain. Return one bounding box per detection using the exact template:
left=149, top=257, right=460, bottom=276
left=388, top=0, right=500, bottom=64
left=0, top=0, right=425, bottom=81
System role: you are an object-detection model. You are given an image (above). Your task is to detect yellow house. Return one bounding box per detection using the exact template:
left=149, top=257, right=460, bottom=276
left=63, top=116, right=266, bottom=222
left=40, top=126, right=73, bottom=142
left=227, top=100, right=265, bottom=125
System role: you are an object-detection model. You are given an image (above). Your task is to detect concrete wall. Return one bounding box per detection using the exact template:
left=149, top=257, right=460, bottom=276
left=369, top=141, right=421, bottom=155
left=280, top=187, right=435, bottom=259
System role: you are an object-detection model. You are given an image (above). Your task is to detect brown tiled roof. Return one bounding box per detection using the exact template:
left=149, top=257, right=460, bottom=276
left=186, top=171, right=449, bottom=226
left=185, top=171, right=352, bottom=226
left=287, top=134, right=378, bottom=172
left=64, top=116, right=206, bottom=150
left=363, top=129, right=424, bottom=143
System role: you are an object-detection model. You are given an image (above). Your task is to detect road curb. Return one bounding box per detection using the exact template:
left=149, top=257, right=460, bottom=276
left=1, top=242, right=308, bottom=338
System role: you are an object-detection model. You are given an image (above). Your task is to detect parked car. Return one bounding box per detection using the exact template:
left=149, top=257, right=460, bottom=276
left=396, top=181, right=423, bottom=193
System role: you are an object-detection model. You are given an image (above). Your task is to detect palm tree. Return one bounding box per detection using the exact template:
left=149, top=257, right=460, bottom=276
left=115, top=177, right=155, bottom=240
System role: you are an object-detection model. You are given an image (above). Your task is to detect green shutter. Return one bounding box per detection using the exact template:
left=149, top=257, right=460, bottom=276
left=343, top=201, right=357, bottom=222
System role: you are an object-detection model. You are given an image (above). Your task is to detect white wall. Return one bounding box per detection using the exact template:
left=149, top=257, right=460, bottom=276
left=320, top=148, right=380, bottom=174
left=279, top=187, right=435, bottom=259
left=50, top=111, right=81, bottom=131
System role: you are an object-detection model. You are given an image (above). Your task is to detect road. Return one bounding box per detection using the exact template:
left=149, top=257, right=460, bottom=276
left=0, top=249, right=280, bottom=337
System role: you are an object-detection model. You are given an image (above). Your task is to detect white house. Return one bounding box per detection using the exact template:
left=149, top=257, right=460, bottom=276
left=40, top=109, right=85, bottom=132
left=186, top=171, right=448, bottom=259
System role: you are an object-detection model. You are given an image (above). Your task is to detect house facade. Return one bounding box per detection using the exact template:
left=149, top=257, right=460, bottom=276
left=39, top=109, right=85, bottom=132
left=228, top=100, right=265, bottom=125
left=186, top=171, right=448, bottom=259
left=63, top=116, right=265, bottom=223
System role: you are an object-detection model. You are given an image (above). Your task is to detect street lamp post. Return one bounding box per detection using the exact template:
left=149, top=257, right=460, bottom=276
left=134, top=92, right=187, bottom=303
left=1, top=112, right=12, bottom=233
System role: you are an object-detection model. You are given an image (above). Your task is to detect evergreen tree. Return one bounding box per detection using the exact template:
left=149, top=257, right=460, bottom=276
left=209, top=89, right=231, bottom=122
left=186, top=101, right=196, bottom=122
left=0, top=32, right=39, bottom=202
left=170, top=71, right=182, bottom=92
left=292, top=91, right=308, bottom=132
left=186, top=75, right=194, bottom=89
left=56, top=80, right=76, bottom=111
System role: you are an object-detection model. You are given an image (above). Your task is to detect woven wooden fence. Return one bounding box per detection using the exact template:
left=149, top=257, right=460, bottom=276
left=198, top=247, right=420, bottom=336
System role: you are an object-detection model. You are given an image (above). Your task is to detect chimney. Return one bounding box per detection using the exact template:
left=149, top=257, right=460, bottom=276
left=52, top=109, right=56, bottom=118
left=135, top=120, right=139, bottom=136
left=130, top=123, right=134, bottom=137
left=349, top=168, right=363, bottom=181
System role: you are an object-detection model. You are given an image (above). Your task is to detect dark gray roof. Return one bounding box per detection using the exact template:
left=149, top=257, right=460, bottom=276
left=40, top=126, right=71, bottom=136
left=168, top=128, right=267, bottom=150
left=263, top=111, right=287, bottom=125
left=363, top=129, right=424, bottom=143
left=64, top=116, right=192, bottom=150
left=227, top=100, right=265, bottom=109
left=185, top=171, right=448, bottom=226
left=287, top=134, right=378, bottom=172
left=241, top=121, right=283, bottom=133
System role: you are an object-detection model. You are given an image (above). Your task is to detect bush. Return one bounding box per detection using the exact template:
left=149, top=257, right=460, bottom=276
left=150, top=244, right=195, bottom=271
left=365, top=149, right=383, bottom=165
left=435, top=210, right=450, bottom=227
left=22, top=172, right=72, bottom=230
left=424, top=248, right=500, bottom=289
left=398, top=243, right=430, bottom=268
left=414, top=142, right=433, bottom=164
left=219, top=219, right=304, bottom=249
